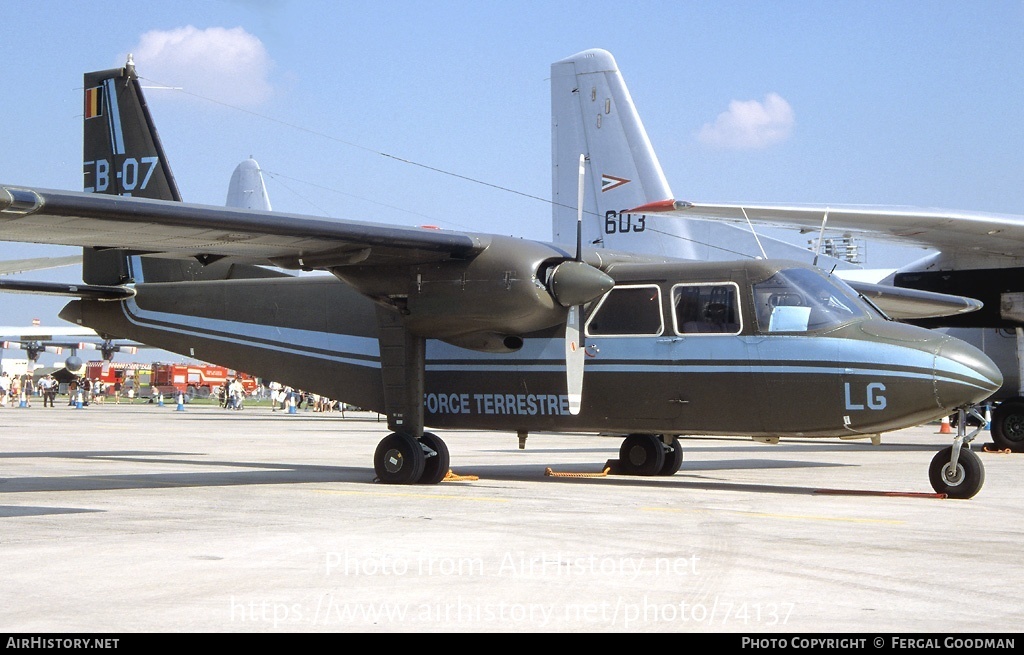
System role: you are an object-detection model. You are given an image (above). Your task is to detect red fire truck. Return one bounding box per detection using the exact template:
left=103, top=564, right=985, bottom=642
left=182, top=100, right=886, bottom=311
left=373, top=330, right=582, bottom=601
left=148, top=363, right=259, bottom=399
left=83, top=361, right=149, bottom=388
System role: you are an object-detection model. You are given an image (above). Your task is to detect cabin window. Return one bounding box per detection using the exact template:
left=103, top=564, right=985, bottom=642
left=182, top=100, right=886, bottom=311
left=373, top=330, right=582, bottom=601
left=672, top=283, right=742, bottom=335
left=753, top=268, right=866, bottom=333
left=586, top=284, right=664, bottom=336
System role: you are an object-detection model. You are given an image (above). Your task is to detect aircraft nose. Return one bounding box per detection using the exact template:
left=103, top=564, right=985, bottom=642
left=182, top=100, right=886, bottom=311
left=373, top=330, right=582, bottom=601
left=933, top=335, right=1003, bottom=410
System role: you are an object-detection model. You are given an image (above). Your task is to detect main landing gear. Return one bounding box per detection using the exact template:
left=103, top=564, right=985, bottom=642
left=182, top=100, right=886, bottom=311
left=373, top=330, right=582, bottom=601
left=373, top=432, right=451, bottom=485
left=617, top=434, right=684, bottom=476
left=929, top=406, right=986, bottom=499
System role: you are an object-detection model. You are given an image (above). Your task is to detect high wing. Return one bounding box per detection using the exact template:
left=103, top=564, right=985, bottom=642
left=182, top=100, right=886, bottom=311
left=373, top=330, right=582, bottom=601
left=0, top=186, right=486, bottom=269
left=629, top=200, right=1024, bottom=262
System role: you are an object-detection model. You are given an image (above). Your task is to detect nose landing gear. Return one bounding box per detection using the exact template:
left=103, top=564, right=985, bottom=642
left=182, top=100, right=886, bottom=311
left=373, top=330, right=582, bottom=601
left=930, top=406, right=986, bottom=499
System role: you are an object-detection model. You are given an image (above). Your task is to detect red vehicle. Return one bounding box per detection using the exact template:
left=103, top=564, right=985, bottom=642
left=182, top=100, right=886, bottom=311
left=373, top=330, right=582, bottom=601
left=148, top=363, right=259, bottom=399
left=83, top=361, right=147, bottom=386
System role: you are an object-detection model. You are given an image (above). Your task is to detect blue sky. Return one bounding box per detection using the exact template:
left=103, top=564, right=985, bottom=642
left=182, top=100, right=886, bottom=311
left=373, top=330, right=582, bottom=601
left=1, top=1, right=1023, bottom=364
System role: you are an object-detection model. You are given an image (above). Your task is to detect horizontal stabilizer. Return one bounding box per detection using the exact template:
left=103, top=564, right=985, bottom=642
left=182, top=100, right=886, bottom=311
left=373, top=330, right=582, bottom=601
left=847, top=280, right=982, bottom=320
left=0, top=279, right=135, bottom=301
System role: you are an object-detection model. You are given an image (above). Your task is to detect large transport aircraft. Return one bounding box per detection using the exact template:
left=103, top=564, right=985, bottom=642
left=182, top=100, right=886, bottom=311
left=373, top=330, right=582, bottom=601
left=551, top=48, right=1024, bottom=452
left=0, top=57, right=1003, bottom=497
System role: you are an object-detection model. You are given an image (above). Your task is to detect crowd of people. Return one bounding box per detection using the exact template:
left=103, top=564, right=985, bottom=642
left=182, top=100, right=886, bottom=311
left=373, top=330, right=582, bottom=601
left=0, top=370, right=351, bottom=414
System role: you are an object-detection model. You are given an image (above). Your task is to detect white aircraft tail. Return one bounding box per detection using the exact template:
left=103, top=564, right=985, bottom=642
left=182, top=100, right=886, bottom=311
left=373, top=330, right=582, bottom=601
left=226, top=158, right=272, bottom=211
left=551, top=49, right=850, bottom=267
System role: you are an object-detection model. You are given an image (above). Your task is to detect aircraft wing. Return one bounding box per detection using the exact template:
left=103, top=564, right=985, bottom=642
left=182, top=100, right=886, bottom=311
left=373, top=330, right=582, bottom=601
left=844, top=281, right=983, bottom=320
left=0, top=326, right=101, bottom=339
left=0, top=186, right=486, bottom=269
left=0, top=254, right=82, bottom=275
left=629, top=200, right=1024, bottom=260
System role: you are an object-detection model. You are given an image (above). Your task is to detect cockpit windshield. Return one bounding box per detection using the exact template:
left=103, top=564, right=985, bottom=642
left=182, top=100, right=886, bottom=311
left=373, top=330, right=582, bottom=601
left=753, top=268, right=867, bottom=333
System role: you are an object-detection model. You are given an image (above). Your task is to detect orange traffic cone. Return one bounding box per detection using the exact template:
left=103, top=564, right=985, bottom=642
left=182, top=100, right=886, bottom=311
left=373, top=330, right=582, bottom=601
left=938, top=416, right=952, bottom=434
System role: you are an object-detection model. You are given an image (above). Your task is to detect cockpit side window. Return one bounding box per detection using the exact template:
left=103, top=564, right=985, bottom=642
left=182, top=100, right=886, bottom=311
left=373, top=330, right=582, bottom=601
left=585, top=285, right=664, bottom=337
left=753, top=268, right=866, bottom=333
left=672, top=283, right=742, bottom=335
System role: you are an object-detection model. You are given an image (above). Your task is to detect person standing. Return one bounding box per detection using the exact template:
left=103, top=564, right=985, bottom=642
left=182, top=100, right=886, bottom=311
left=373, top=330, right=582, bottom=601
left=0, top=372, right=10, bottom=407
left=229, top=377, right=245, bottom=410
left=11, top=374, right=21, bottom=407
left=67, top=377, right=79, bottom=406
left=40, top=374, right=57, bottom=408
left=23, top=374, right=34, bottom=407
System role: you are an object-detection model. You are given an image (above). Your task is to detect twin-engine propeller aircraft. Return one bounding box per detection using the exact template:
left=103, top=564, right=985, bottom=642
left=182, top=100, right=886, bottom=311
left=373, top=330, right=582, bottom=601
left=0, top=324, right=140, bottom=373
left=0, top=58, right=1003, bottom=497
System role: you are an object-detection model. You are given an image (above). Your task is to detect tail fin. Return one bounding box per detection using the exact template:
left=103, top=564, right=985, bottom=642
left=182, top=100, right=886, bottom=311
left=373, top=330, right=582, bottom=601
left=551, top=49, right=672, bottom=252
left=551, top=49, right=847, bottom=266
left=81, top=57, right=272, bottom=284
left=83, top=55, right=180, bottom=202
left=225, top=158, right=272, bottom=211
left=82, top=56, right=199, bottom=285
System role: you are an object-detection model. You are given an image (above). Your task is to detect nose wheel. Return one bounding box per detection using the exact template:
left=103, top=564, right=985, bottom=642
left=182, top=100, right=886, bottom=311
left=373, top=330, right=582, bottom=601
left=929, top=447, right=984, bottom=499
left=929, top=407, right=986, bottom=499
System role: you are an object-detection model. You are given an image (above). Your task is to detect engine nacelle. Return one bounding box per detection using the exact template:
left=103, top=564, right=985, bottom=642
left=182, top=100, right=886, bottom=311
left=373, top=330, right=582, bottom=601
left=337, top=235, right=613, bottom=349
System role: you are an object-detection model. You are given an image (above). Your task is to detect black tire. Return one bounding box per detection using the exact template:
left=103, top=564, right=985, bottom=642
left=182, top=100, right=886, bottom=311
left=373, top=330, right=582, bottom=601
left=374, top=433, right=426, bottom=484
left=929, top=446, right=985, bottom=499
left=418, top=432, right=451, bottom=485
left=659, top=436, right=684, bottom=476
left=990, top=399, right=1024, bottom=452
left=618, top=434, right=666, bottom=476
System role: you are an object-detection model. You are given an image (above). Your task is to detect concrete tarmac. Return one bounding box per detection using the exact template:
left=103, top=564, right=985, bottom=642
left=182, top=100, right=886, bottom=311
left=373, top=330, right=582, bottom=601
left=0, top=402, right=1021, bottom=633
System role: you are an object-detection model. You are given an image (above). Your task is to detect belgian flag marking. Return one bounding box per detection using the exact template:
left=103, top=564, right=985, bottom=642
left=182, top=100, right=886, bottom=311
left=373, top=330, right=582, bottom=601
left=84, top=86, right=103, bottom=119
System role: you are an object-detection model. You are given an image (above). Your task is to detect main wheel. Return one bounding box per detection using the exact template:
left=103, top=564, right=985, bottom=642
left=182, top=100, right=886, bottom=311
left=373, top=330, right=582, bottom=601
left=659, top=436, right=684, bottom=476
left=374, top=432, right=426, bottom=484
left=418, top=432, right=451, bottom=485
left=990, top=399, right=1024, bottom=452
left=618, top=434, right=665, bottom=476
left=929, top=446, right=985, bottom=499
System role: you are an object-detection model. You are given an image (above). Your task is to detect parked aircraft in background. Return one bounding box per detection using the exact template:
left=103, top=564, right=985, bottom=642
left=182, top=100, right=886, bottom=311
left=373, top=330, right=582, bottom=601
left=0, top=57, right=1003, bottom=498
left=0, top=323, right=141, bottom=373
left=550, top=48, right=1022, bottom=453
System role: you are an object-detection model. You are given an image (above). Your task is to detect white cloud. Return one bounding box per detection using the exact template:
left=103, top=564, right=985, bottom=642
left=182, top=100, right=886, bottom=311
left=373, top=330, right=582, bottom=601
left=697, top=93, right=794, bottom=149
left=125, top=26, right=273, bottom=106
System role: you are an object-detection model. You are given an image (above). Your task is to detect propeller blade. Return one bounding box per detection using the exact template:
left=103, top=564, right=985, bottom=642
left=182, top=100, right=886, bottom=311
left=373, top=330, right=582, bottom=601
left=565, top=153, right=588, bottom=416
left=566, top=305, right=583, bottom=415
left=575, top=153, right=585, bottom=261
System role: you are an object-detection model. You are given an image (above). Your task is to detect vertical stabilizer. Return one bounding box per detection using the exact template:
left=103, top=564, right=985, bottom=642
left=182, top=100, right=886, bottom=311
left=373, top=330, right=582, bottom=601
left=552, top=49, right=850, bottom=267
left=551, top=49, right=672, bottom=252
left=83, top=56, right=181, bottom=202
left=82, top=57, right=205, bottom=283
left=226, top=158, right=272, bottom=211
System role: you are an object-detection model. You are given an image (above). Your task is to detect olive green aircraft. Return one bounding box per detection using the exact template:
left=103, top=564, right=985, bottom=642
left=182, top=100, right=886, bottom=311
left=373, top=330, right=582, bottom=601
left=0, top=58, right=1003, bottom=497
